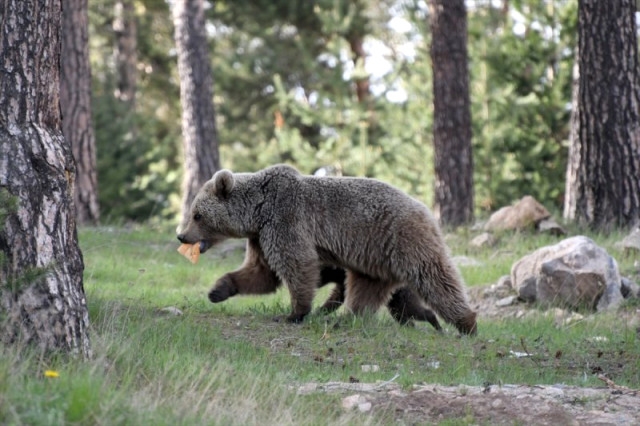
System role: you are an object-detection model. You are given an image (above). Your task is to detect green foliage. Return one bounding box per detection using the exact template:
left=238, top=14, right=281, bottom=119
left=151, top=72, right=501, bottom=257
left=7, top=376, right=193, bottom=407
left=218, top=0, right=435, bottom=199
left=88, top=0, right=579, bottom=222
left=92, top=86, right=181, bottom=223
left=89, top=0, right=182, bottom=223
left=468, top=1, right=576, bottom=212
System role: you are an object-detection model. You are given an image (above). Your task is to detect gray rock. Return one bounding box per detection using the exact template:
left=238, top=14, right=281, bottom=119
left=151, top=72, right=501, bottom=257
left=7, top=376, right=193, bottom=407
left=536, top=218, right=567, bottom=236
left=484, top=196, right=551, bottom=232
left=483, top=275, right=514, bottom=299
left=621, top=277, right=640, bottom=299
left=511, top=236, right=623, bottom=311
left=616, top=228, right=640, bottom=253
left=496, top=296, right=518, bottom=307
left=496, top=275, right=513, bottom=290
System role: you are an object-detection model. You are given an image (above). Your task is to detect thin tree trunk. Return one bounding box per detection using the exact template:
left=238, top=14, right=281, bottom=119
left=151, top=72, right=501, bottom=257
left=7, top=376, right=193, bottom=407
left=173, top=0, right=221, bottom=223
left=563, top=47, right=581, bottom=222
left=113, top=0, right=137, bottom=107
left=563, top=0, right=640, bottom=230
left=348, top=35, right=370, bottom=104
left=428, top=0, right=474, bottom=226
left=61, top=0, right=100, bottom=225
left=0, top=0, right=91, bottom=358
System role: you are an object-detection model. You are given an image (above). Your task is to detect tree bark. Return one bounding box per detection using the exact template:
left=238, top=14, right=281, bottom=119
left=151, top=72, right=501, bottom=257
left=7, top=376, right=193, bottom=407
left=0, top=0, right=91, bottom=357
left=173, top=0, right=221, bottom=223
left=61, top=0, right=100, bottom=225
left=428, top=0, right=474, bottom=226
left=563, top=0, right=640, bottom=230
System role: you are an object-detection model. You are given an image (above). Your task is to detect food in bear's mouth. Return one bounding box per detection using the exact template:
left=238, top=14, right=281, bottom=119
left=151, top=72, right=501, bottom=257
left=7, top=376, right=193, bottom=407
left=177, top=243, right=200, bottom=264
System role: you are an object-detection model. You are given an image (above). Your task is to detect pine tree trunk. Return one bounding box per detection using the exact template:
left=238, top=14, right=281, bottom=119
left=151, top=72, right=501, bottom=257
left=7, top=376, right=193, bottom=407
left=429, top=0, right=474, bottom=226
left=0, top=0, right=91, bottom=357
left=563, top=46, right=581, bottom=222
left=61, top=0, right=100, bottom=225
left=113, top=0, right=138, bottom=107
left=348, top=35, right=370, bottom=104
left=173, top=0, right=221, bottom=223
left=563, top=0, right=640, bottom=230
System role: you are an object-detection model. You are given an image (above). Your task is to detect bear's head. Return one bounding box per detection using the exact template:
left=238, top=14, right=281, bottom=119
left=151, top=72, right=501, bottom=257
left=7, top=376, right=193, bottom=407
left=177, top=169, right=243, bottom=253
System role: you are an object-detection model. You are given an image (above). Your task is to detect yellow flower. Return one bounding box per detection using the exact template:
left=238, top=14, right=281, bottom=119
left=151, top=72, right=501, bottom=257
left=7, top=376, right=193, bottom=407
left=44, top=370, right=60, bottom=378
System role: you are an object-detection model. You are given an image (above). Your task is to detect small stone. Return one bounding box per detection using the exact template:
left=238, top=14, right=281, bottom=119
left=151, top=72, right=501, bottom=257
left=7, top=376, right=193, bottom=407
left=357, top=402, right=372, bottom=412
left=470, top=232, right=497, bottom=248
left=159, top=306, right=183, bottom=316
left=496, top=275, right=513, bottom=290
left=536, top=218, right=567, bottom=235
left=496, top=295, right=517, bottom=307
left=342, top=394, right=368, bottom=411
left=616, top=228, right=640, bottom=253
left=361, top=364, right=380, bottom=373
left=491, top=398, right=503, bottom=408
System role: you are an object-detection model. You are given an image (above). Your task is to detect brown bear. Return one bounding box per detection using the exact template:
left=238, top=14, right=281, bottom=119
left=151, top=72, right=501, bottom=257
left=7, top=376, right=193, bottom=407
left=318, top=266, right=442, bottom=331
left=177, top=164, right=477, bottom=335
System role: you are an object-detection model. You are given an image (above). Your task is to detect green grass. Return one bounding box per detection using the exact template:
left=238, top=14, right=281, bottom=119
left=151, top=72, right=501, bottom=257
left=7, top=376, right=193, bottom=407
left=1, top=224, right=638, bottom=425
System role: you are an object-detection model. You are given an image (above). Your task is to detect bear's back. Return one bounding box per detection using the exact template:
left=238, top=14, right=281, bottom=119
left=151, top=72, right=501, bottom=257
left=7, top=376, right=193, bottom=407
left=296, top=175, right=441, bottom=274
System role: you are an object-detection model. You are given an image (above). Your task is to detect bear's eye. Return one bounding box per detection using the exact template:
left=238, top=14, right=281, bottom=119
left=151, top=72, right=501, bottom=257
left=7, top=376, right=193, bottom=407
left=193, top=213, right=202, bottom=222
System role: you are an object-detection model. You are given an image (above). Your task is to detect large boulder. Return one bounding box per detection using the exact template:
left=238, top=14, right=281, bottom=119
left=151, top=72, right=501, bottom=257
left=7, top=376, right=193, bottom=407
left=484, top=196, right=551, bottom=232
left=511, top=236, right=623, bottom=311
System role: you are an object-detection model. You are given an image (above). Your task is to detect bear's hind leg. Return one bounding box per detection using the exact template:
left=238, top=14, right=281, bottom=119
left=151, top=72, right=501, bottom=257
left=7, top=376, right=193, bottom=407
left=387, top=287, right=442, bottom=332
left=317, top=266, right=347, bottom=313
left=209, top=238, right=279, bottom=303
left=344, top=271, right=393, bottom=317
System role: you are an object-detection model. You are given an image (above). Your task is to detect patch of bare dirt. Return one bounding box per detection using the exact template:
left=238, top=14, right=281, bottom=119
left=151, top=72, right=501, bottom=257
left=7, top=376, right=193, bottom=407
left=297, top=380, right=640, bottom=425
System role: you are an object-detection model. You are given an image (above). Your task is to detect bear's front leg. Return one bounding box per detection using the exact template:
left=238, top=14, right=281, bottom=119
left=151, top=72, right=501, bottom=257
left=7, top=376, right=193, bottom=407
left=261, top=235, right=319, bottom=324
left=285, top=285, right=315, bottom=323
left=208, top=274, right=239, bottom=303
left=271, top=278, right=316, bottom=324
left=209, top=238, right=280, bottom=303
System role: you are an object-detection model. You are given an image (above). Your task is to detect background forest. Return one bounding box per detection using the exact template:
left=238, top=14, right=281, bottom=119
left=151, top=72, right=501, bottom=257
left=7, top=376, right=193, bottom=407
left=89, top=0, right=576, bottom=223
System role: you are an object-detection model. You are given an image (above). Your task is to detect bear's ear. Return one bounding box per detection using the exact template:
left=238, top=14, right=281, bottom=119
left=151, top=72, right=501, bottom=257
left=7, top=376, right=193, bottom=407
left=212, top=169, right=234, bottom=198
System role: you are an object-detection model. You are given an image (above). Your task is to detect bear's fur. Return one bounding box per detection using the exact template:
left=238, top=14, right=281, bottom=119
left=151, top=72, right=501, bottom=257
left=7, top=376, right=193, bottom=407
left=177, top=164, right=477, bottom=335
left=318, top=266, right=442, bottom=331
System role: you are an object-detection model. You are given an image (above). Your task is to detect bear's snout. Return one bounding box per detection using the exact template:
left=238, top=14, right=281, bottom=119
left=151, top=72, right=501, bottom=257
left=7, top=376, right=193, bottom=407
left=177, top=234, right=187, bottom=243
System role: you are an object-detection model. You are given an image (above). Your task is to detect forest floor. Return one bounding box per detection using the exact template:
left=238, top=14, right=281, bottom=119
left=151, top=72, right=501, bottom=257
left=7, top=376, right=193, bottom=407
left=297, top=288, right=640, bottom=425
